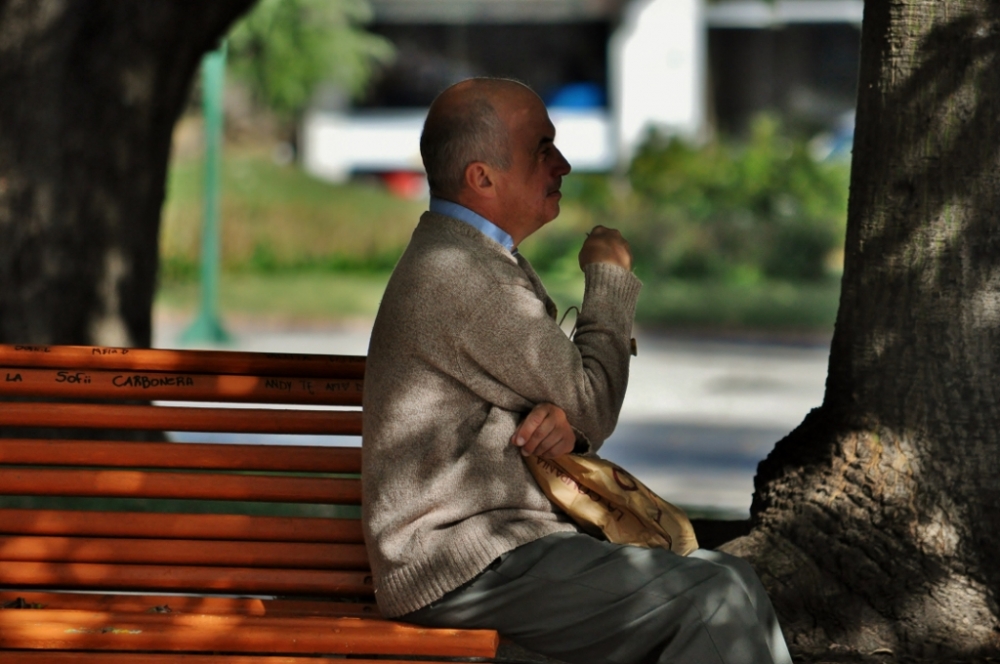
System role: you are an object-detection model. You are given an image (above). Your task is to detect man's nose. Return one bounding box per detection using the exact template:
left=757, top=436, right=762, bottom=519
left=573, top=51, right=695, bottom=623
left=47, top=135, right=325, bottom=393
left=554, top=147, right=571, bottom=176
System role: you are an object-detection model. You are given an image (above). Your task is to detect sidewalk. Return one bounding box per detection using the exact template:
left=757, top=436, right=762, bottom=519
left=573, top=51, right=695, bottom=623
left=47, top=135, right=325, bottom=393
left=155, top=313, right=829, bottom=517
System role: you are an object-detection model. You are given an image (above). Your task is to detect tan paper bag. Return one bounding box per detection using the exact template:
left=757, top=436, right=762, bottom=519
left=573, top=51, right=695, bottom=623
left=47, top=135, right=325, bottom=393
left=526, top=454, right=699, bottom=555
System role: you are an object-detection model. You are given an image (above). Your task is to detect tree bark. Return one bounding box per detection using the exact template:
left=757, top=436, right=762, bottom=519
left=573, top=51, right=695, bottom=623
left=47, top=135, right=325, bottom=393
left=725, top=1, right=1000, bottom=660
left=726, top=1, right=1000, bottom=659
left=0, top=0, right=255, bottom=347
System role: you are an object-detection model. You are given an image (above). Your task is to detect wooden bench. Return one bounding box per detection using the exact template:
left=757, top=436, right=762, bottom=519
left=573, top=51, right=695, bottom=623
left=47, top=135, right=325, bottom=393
left=0, top=343, right=506, bottom=662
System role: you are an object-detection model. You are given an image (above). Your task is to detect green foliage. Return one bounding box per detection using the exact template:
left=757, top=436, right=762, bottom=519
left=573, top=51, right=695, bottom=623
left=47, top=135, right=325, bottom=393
left=160, top=149, right=424, bottom=276
left=158, top=116, right=849, bottom=330
left=227, top=0, right=394, bottom=119
left=538, top=116, right=850, bottom=285
left=627, top=116, right=849, bottom=282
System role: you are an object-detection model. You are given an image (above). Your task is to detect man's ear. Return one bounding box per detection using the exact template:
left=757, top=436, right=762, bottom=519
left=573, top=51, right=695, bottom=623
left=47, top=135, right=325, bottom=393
left=464, top=162, right=497, bottom=199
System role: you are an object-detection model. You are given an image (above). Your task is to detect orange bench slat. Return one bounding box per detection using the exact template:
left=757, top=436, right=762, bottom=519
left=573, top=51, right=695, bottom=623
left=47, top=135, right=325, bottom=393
left=0, top=591, right=272, bottom=615
left=0, top=509, right=364, bottom=543
left=0, top=403, right=362, bottom=435
left=0, top=610, right=498, bottom=658
left=1, top=654, right=457, bottom=664
left=0, top=366, right=363, bottom=406
left=0, top=561, right=373, bottom=596
left=0, top=591, right=379, bottom=618
left=0, top=344, right=366, bottom=379
left=0, top=468, right=361, bottom=504
left=0, top=439, right=361, bottom=473
left=0, top=536, right=370, bottom=570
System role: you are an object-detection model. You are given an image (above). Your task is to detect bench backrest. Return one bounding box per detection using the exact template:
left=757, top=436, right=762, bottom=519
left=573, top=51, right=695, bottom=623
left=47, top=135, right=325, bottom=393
left=0, top=343, right=372, bottom=604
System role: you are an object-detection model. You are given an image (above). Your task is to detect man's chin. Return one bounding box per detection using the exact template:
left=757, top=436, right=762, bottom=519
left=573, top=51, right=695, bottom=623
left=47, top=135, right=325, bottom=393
left=544, top=202, right=561, bottom=223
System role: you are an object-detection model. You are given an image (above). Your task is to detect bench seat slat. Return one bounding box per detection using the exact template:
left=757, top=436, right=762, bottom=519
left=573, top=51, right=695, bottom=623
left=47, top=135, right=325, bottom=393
left=0, top=344, right=366, bottom=379
left=0, top=403, right=363, bottom=435
left=0, top=509, right=364, bottom=543
left=0, top=469, right=361, bottom=504
left=0, top=610, right=499, bottom=658
left=3, top=654, right=458, bottom=664
left=0, top=367, right=363, bottom=406
left=0, top=536, right=370, bottom=569
left=0, top=561, right=373, bottom=595
left=0, top=440, right=362, bottom=473
left=0, top=591, right=378, bottom=618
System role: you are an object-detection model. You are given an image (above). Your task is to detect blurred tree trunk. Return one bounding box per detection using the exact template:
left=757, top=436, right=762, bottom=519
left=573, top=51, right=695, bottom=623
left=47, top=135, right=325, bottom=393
left=0, top=0, right=255, bottom=347
left=725, top=1, right=1000, bottom=660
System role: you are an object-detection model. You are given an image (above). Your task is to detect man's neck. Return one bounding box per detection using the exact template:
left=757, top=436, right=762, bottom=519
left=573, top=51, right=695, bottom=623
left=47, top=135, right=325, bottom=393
left=449, top=194, right=526, bottom=246
left=430, top=197, right=516, bottom=253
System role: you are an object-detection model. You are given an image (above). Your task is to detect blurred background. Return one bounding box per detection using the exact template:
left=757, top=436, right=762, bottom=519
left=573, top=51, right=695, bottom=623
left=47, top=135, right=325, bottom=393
left=157, top=0, right=862, bottom=518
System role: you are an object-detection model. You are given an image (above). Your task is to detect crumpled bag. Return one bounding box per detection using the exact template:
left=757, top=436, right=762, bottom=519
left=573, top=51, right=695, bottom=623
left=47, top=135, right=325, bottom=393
left=526, top=454, right=699, bottom=555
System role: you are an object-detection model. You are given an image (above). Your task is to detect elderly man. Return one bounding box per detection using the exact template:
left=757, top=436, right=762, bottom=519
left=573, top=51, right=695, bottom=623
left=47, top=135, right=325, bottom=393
left=362, top=78, right=791, bottom=664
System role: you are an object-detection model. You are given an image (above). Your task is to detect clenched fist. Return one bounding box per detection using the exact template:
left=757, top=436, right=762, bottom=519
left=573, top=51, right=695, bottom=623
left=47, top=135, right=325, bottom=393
left=578, top=225, right=632, bottom=271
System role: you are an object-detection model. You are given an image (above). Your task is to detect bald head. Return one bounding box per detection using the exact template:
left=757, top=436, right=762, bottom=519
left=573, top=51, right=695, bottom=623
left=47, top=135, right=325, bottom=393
left=420, top=78, right=536, bottom=199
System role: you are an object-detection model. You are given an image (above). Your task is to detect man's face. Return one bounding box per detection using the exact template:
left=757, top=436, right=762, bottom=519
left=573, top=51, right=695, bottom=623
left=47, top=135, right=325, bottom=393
left=493, top=92, right=572, bottom=239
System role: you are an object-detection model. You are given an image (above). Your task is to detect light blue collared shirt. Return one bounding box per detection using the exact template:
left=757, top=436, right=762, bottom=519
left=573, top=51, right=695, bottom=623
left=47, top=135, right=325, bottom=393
left=429, top=197, right=516, bottom=254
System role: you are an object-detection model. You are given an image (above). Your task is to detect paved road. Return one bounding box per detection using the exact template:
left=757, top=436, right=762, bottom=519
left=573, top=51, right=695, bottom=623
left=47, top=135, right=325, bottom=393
left=603, top=334, right=828, bottom=515
left=155, top=315, right=830, bottom=517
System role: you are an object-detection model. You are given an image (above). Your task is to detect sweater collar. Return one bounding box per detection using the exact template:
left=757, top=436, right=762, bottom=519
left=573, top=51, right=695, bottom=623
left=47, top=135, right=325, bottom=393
left=429, top=197, right=516, bottom=254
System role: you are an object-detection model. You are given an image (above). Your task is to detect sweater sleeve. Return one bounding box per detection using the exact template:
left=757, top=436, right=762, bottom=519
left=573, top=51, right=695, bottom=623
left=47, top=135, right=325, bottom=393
left=456, top=262, right=641, bottom=450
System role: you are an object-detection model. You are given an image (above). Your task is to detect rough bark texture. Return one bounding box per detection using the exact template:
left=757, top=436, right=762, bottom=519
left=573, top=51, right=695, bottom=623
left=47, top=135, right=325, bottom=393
left=724, top=2, right=1000, bottom=660
left=0, top=0, right=256, bottom=347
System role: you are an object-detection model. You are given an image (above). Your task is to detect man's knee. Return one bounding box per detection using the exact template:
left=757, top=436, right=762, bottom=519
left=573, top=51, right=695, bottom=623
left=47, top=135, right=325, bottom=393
left=689, top=550, right=765, bottom=602
left=695, top=560, right=756, bottom=612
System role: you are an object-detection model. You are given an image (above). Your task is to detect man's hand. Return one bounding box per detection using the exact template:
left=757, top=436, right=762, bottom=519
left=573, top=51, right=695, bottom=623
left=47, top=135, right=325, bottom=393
left=511, top=403, right=576, bottom=459
left=579, top=225, right=632, bottom=271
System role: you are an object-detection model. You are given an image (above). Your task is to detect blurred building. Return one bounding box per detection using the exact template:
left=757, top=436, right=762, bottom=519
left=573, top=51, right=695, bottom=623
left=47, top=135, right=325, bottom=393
left=302, top=0, right=863, bottom=183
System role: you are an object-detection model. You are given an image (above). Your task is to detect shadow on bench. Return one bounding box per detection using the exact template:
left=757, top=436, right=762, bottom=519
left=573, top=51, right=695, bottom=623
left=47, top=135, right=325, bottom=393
left=0, top=343, right=742, bottom=662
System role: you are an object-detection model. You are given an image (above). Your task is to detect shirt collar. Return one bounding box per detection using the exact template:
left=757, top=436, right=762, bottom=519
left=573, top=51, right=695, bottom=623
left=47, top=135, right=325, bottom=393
left=430, top=197, right=516, bottom=253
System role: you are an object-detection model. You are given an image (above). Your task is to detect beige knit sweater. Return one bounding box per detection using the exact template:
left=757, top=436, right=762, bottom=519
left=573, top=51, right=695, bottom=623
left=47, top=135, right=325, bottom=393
left=362, top=212, right=642, bottom=617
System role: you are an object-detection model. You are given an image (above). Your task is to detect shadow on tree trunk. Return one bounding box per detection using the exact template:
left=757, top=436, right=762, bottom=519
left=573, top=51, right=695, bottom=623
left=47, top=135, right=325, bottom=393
left=727, top=2, right=1000, bottom=660
left=0, top=0, right=256, bottom=348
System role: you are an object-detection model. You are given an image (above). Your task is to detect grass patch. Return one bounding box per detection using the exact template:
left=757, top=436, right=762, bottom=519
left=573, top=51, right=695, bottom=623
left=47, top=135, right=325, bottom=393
left=157, top=270, right=591, bottom=326
left=158, top=269, right=839, bottom=334
left=161, top=148, right=423, bottom=271
left=157, top=272, right=391, bottom=321
left=637, top=279, right=841, bottom=331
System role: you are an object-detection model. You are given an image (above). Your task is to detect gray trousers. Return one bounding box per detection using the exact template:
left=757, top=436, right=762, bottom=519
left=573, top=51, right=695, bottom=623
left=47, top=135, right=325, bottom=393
left=405, top=532, right=792, bottom=664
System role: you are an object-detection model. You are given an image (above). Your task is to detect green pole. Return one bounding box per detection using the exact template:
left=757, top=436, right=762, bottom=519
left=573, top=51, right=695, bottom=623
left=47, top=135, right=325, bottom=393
left=181, top=41, right=232, bottom=345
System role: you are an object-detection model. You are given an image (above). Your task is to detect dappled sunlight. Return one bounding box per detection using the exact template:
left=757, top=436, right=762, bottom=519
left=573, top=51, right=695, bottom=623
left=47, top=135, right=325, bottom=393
left=750, top=414, right=1000, bottom=657
left=965, top=273, right=1000, bottom=328
left=89, top=248, right=132, bottom=348
left=909, top=503, right=961, bottom=559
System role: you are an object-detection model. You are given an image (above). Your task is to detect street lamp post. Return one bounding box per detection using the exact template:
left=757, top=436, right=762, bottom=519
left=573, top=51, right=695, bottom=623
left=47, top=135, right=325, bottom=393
left=181, top=41, right=232, bottom=345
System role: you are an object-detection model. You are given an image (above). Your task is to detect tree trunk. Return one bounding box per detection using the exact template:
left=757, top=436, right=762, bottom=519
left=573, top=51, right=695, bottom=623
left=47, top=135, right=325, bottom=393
left=0, top=0, right=255, bottom=347
left=725, top=1, right=1000, bottom=660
